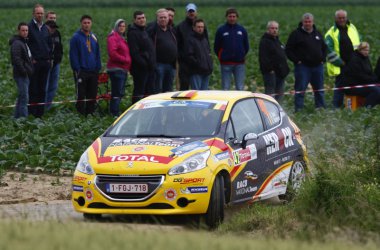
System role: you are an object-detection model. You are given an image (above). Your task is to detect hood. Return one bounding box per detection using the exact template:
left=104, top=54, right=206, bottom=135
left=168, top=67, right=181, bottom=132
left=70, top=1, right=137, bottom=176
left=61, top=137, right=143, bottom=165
left=87, top=136, right=213, bottom=175
left=9, top=35, right=23, bottom=46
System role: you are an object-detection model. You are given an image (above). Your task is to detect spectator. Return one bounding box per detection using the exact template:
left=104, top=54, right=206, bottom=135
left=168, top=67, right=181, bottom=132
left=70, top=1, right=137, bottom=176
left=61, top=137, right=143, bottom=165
left=176, top=3, right=209, bottom=90
left=69, top=15, right=101, bottom=116
left=147, top=9, right=177, bottom=93
left=259, top=21, right=289, bottom=102
left=214, top=8, right=249, bottom=90
left=186, top=19, right=213, bottom=90
left=325, top=9, right=361, bottom=108
left=165, top=7, right=176, bottom=28
left=343, top=42, right=380, bottom=107
left=286, top=13, right=327, bottom=112
left=10, top=22, right=34, bottom=119
left=27, top=4, right=52, bottom=118
left=45, top=13, right=63, bottom=110
left=107, top=19, right=131, bottom=117
left=127, top=11, right=156, bottom=104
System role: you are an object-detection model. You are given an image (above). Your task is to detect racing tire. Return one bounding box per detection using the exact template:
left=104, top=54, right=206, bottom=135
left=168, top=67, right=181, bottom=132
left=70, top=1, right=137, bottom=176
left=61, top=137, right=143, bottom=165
left=204, top=174, right=225, bottom=229
left=279, top=160, right=306, bottom=202
left=83, top=213, right=102, bottom=221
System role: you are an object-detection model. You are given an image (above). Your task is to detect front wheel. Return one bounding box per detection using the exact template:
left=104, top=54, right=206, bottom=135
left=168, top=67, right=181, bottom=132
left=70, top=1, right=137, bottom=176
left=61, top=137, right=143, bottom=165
left=279, top=160, right=306, bottom=202
left=204, top=174, right=225, bottom=229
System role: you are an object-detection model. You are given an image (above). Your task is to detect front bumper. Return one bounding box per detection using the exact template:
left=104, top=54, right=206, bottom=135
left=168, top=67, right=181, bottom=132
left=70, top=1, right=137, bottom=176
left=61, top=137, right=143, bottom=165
left=71, top=170, right=213, bottom=215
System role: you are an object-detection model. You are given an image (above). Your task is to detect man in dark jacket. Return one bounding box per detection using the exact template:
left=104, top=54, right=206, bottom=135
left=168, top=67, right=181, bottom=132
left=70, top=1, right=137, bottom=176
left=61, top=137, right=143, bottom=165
left=286, top=13, right=327, bottom=112
left=186, top=19, right=213, bottom=90
left=146, top=9, right=177, bottom=93
left=69, top=15, right=101, bottom=116
left=127, top=10, right=156, bottom=104
left=259, top=21, right=289, bottom=102
left=214, top=8, right=249, bottom=90
left=176, top=3, right=209, bottom=90
left=45, top=11, right=63, bottom=110
left=27, top=4, right=52, bottom=118
left=10, top=22, right=34, bottom=118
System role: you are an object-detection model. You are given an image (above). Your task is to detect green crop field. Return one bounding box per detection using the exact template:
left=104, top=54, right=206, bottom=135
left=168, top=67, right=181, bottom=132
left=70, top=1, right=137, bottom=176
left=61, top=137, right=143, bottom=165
left=0, top=3, right=380, bottom=246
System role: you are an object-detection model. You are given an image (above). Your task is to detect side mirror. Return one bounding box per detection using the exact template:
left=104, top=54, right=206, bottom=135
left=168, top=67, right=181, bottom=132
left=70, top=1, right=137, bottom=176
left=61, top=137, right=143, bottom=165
left=242, top=133, right=258, bottom=149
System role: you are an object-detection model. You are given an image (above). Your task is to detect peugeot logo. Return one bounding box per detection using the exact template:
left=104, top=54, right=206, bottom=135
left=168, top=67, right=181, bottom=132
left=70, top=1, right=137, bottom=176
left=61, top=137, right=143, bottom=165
left=127, top=162, right=133, bottom=168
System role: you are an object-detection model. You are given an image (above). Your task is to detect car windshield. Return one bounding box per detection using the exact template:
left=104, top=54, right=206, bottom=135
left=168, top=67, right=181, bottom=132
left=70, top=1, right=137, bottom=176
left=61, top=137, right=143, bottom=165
left=107, top=100, right=227, bottom=137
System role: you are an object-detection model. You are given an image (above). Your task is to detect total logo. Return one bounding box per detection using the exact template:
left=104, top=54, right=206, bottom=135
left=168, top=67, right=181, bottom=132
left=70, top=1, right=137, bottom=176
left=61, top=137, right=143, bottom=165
left=110, top=155, right=158, bottom=162
left=164, top=188, right=177, bottom=201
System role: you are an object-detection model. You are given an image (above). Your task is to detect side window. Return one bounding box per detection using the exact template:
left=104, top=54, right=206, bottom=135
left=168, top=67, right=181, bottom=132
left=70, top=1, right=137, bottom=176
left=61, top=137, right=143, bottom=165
left=256, top=99, right=281, bottom=130
left=228, top=99, right=264, bottom=142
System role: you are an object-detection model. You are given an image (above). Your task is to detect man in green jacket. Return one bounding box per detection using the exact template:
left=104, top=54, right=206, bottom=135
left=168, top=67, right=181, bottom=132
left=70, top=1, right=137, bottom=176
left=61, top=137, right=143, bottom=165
left=325, top=9, right=361, bottom=108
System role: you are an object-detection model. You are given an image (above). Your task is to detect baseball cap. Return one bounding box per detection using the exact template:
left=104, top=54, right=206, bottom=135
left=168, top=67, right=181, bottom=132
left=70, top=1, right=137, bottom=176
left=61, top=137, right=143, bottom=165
left=45, top=20, right=59, bottom=28
left=186, top=3, right=197, bottom=12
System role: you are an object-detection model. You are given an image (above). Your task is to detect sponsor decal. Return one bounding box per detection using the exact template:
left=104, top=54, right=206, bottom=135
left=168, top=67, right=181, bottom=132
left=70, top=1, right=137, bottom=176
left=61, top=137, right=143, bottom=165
left=98, top=154, right=173, bottom=164
left=274, top=156, right=291, bottom=166
left=237, top=31, right=243, bottom=35
left=170, top=141, right=208, bottom=156
left=173, top=178, right=205, bottom=184
left=264, top=127, right=294, bottom=155
left=281, top=127, right=294, bottom=148
left=237, top=180, right=248, bottom=189
left=181, top=186, right=208, bottom=194
left=132, top=146, right=146, bottom=152
left=244, top=171, right=258, bottom=183
left=215, top=151, right=230, bottom=161
left=164, top=188, right=177, bottom=201
left=109, top=138, right=184, bottom=148
left=236, top=186, right=257, bottom=196
left=273, top=180, right=287, bottom=188
left=232, top=144, right=257, bottom=165
left=85, top=189, right=93, bottom=200
left=73, top=175, right=87, bottom=183
left=72, top=185, right=84, bottom=192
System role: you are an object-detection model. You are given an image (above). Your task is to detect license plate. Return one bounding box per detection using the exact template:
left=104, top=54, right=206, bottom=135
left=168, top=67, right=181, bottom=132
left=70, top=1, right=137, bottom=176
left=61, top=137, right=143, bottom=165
left=106, top=183, right=148, bottom=193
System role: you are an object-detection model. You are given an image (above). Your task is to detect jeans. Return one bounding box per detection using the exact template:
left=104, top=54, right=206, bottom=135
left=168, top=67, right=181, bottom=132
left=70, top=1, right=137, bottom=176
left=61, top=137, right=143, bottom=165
left=263, top=72, right=285, bottom=102
left=14, top=75, right=30, bottom=118
left=156, top=63, right=176, bottom=93
left=294, top=63, right=326, bottom=112
left=333, top=73, right=345, bottom=108
left=29, top=60, right=50, bottom=118
left=109, top=70, right=127, bottom=117
left=45, top=63, right=60, bottom=110
left=190, top=74, right=210, bottom=90
left=131, top=68, right=155, bottom=104
left=76, top=70, right=98, bottom=116
left=221, top=64, right=245, bottom=90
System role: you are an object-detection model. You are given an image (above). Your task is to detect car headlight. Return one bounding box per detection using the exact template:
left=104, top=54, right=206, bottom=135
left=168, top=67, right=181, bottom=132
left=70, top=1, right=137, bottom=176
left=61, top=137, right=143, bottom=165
left=168, top=151, right=210, bottom=175
left=75, top=150, right=95, bottom=175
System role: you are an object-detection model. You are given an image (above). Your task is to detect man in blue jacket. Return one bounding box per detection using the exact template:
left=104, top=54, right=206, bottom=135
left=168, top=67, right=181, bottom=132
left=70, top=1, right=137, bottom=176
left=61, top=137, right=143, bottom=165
left=27, top=4, right=52, bottom=118
left=214, top=8, right=249, bottom=90
left=69, top=15, right=101, bottom=116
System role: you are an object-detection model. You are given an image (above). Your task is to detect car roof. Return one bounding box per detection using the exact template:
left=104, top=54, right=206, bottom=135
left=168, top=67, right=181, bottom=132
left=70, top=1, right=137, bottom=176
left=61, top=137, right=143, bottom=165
left=142, top=90, right=277, bottom=103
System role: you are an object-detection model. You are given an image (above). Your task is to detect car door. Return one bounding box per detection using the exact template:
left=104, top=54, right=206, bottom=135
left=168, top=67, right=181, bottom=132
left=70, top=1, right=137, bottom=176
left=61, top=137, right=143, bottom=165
left=224, top=98, right=267, bottom=204
left=255, top=98, right=296, bottom=197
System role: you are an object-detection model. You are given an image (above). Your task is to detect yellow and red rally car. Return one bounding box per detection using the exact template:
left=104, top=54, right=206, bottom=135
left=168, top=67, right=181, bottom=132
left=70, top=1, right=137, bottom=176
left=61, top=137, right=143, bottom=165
left=72, top=90, right=308, bottom=228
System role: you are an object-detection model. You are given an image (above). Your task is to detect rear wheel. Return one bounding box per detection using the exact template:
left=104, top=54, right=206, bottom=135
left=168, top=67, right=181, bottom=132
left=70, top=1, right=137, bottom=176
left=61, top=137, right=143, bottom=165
left=204, top=174, right=225, bottom=229
left=279, top=160, right=306, bottom=202
left=83, top=213, right=102, bottom=221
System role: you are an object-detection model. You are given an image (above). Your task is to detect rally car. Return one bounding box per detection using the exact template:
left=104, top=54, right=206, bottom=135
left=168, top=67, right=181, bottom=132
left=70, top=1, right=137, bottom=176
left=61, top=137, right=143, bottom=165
left=72, top=90, right=308, bottom=228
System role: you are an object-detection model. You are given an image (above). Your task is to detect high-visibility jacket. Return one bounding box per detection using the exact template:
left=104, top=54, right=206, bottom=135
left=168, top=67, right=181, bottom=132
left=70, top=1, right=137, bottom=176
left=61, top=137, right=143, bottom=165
left=325, top=23, right=360, bottom=76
